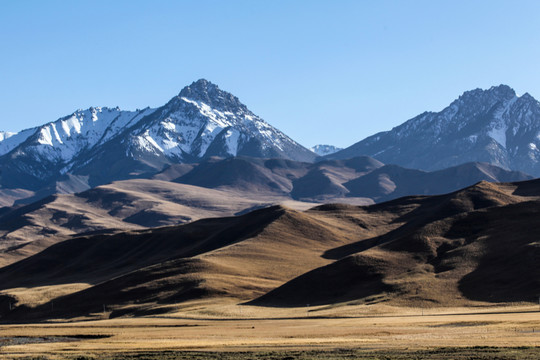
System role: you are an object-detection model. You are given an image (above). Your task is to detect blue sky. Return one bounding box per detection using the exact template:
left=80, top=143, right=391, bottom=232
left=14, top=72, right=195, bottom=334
left=1, top=0, right=540, bottom=148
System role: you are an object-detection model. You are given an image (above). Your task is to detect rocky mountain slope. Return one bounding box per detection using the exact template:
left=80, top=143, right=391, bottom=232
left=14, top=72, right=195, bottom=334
left=327, top=85, right=540, bottom=176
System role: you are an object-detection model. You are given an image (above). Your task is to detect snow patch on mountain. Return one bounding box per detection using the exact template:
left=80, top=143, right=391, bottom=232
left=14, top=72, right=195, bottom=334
left=225, top=128, right=241, bottom=155
left=0, top=131, right=16, bottom=141
left=28, top=107, right=157, bottom=163
left=133, top=130, right=164, bottom=154
left=488, top=125, right=507, bottom=149
left=311, top=144, right=343, bottom=156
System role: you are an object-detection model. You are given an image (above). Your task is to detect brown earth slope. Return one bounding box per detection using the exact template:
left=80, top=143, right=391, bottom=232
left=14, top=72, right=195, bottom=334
left=253, top=186, right=540, bottom=306
left=0, top=179, right=317, bottom=267
left=1, top=179, right=539, bottom=321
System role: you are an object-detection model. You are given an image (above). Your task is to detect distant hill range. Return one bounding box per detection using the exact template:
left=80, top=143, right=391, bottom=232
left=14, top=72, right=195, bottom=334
left=0, top=155, right=530, bottom=267
left=326, top=85, right=540, bottom=176
left=170, top=156, right=530, bottom=202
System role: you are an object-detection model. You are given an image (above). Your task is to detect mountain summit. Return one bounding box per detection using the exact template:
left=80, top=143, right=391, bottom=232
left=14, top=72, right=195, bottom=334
left=177, top=79, right=247, bottom=112
left=310, top=144, right=343, bottom=156
left=327, top=85, right=540, bottom=176
left=0, top=79, right=315, bottom=193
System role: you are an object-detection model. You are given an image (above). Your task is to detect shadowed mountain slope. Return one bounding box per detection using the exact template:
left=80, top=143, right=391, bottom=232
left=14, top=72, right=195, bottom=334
left=345, top=162, right=531, bottom=201
left=175, top=157, right=307, bottom=194
left=171, top=156, right=530, bottom=202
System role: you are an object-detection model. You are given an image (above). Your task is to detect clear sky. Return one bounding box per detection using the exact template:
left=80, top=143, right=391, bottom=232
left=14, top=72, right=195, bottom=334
left=1, top=0, right=540, bottom=148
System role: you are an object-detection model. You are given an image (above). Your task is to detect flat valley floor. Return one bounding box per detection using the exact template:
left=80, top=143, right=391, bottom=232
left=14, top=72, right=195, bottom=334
left=1, top=302, right=539, bottom=359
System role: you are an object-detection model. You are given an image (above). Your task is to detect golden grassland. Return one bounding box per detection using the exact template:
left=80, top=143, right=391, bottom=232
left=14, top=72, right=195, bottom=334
left=1, top=300, right=539, bottom=359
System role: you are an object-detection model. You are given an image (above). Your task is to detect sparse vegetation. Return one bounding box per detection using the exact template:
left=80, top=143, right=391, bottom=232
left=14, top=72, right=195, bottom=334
left=4, top=347, right=540, bottom=360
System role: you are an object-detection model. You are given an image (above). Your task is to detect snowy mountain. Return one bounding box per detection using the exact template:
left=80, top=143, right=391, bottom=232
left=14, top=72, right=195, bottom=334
left=0, top=79, right=315, bottom=194
left=310, top=144, right=343, bottom=156
left=122, top=79, right=315, bottom=162
left=327, top=85, right=540, bottom=176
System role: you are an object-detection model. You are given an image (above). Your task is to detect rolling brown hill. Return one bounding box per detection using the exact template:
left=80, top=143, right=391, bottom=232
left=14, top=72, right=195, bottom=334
left=0, top=156, right=382, bottom=266
left=253, top=182, right=540, bottom=306
left=0, top=179, right=317, bottom=267
left=0, top=156, right=529, bottom=270
left=290, top=157, right=384, bottom=200
left=1, top=178, right=539, bottom=321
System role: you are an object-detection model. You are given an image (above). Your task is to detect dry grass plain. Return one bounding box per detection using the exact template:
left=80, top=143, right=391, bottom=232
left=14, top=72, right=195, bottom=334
left=1, top=301, right=539, bottom=359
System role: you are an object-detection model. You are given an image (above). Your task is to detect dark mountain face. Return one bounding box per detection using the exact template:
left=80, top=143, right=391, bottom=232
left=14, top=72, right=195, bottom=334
left=177, top=79, right=248, bottom=113
left=327, top=85, right=540, bottom=176
left=0, top=79, right=316, bottom=198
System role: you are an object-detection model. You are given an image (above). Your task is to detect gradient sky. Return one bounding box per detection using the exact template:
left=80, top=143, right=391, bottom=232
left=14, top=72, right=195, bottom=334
left=1, top=0, right=540, bottom=148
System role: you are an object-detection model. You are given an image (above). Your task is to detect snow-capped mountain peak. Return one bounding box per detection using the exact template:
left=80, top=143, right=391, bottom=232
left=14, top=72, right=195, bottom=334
left=0, top=80, right=315, bottom=191
left=176, top=79, right=249, bottom=114
left=328, top=85, right=540, bottom=176
left=310, top=144, right=343, bottom=156
left=14, top=107, right=156, bottom=164
left=123, top=79, right=313, bottom=163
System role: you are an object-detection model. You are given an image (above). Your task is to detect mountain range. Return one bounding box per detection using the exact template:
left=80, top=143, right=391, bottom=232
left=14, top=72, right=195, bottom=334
left=2, top=82, right=540, bottom=207
left=0, top=79, right=315, bottom=204
left=327, top=85, right=540, bottom=176
left=2, top=81, right=540, bottom=320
